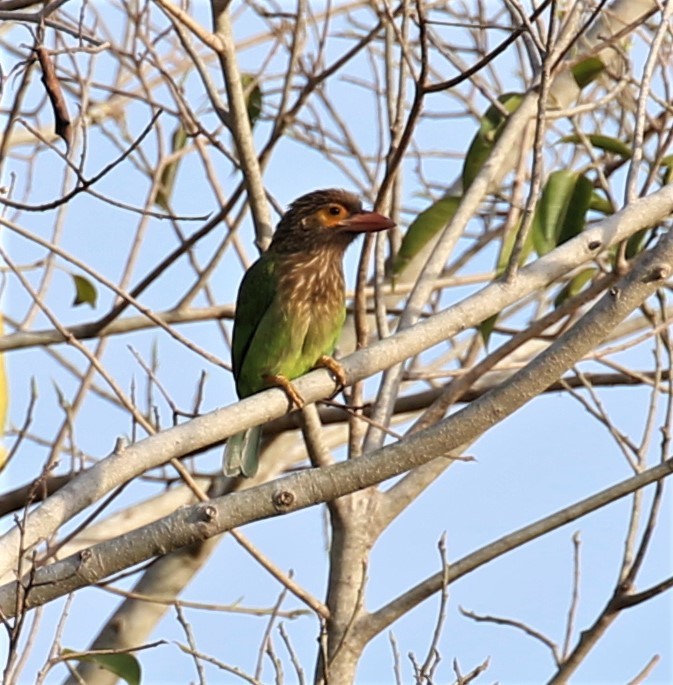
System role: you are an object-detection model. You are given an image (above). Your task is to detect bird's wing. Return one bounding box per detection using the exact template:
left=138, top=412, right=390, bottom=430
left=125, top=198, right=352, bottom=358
left=231, top=255, right=278, bottom=393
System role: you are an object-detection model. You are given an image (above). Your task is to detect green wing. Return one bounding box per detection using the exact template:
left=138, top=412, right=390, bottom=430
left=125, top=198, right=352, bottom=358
left=232, top=255, right=277, bottom=397
left=233, top=252, right=347, bottom=399
left=225, top=256, right=277, bottom=478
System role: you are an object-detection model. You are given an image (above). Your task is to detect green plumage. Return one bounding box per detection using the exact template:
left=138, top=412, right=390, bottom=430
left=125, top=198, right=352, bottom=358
left=223, top=189, right=394, bottom=477
left=232, top=254, right=345, bottom=398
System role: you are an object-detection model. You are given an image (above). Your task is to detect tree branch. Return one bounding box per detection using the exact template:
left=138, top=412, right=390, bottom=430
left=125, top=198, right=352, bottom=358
left=2, top=221, right=673, bottom=611
left=0, top=183, right=671, bottom=578
left=364, top=456, right=673, bottom=641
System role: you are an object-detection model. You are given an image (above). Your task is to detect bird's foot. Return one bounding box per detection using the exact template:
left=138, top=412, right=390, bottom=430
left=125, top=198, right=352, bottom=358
left=263, top=374, right=305, bottom=409
left=315, top=355, right=347, bottom=391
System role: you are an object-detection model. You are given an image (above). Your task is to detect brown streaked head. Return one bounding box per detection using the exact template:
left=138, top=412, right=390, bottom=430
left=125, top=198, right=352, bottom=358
left=269, top=188, right=395, bottom=254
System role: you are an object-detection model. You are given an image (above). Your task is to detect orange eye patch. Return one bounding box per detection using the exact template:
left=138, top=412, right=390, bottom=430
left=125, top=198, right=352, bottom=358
left=316, top=204, right=349, bottom=226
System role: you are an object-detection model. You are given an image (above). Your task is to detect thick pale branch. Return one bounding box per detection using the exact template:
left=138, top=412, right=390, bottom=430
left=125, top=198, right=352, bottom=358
left=0, top=184, right=671, bottom=578
left=363, top=456, right=673, bottom=641
left=1, top=224, right=672, bottom=610
left=62, top=453, right=307, bottom=685
left=2, top=369, right=661, bottom=518
left=63, top=538, right=222, bottom=685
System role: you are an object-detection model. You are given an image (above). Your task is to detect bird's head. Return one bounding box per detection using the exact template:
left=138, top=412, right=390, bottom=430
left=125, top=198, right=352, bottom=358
left=269, top=189, right=395, bottom=254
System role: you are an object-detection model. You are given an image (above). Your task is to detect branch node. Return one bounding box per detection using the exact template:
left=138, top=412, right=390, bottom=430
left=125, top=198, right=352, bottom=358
left=113, top=436, right=128, bottom=454
left=77, top=548, right=93, bottom=574
left=273, top=489, right=295, bottom=512
left=643, top=264, right=670, bottom=283
left=198, top=504, right=218, bottom=523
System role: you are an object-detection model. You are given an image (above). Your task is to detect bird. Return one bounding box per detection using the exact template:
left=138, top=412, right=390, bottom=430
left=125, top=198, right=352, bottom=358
left=223, top=188, right=395, bottom=477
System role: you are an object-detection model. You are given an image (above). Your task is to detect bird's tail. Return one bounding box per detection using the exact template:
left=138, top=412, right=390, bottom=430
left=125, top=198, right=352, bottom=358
left=223, top=426, right=262, bottom=477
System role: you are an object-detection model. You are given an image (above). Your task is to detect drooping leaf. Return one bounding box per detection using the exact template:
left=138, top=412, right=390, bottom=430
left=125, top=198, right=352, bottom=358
left=554, top=267, right=597, bottom=308
left=241, top=74, right=262, bottom=127
left=393, top=196, right=461, bottom=275
left=462, top=93, right=524, bottom=191
left=61, top=650, right=141, bottom=685
left=660, top=154, right=673, bottom=185
left=155, top=124, right=188, bottom=211
left=607, top=227, right=653, bottom=268
left=571, top=56, right=605, bottom=89
left=589, top=190, right=615, bottom=215
left=495, top=219, right=535, bottom=276
left=559, top=133, right=632, bottom=159
left=481, top=170, right=592, bottom=343
left=625, top=228, right=651, bottom=260
left=479, top=218, right=534, bottom=346
left=479, top=313, right=498, bottom=347
left=531, top=170, right=593, bottom=256
left=556, top=176, right=594, bottom=246
left=72, top=274, right=97, bottom=308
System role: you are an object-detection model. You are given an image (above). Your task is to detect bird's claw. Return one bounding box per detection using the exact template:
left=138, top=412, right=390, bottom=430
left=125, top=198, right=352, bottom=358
left=315, top=355, right=347, bottom=391
left=263, top=374, right=305, bottom=409
left=262, top=357, right=346, bottom=411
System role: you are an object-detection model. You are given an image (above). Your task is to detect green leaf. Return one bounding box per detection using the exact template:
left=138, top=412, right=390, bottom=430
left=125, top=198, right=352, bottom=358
left=479, top=219, right=535, bottom=347
left=479, top=313, right=498, bottom=347
left=531, top=170, right=593, bottom=256
left=495, top=219, right=535, bottom=276
left=155, top=124, right=188, bottom=211
left=589, top=190, right=615, bottom=215
left=479, top=170, right=592, bottom=345
left=393, top=196, right=461, bottom=275
left=660, top=154, right=673, bottom=185
left=61, top=649, right=141, bottom=685
left=625, top=228, right=651, bottom=259
left=571, top=56, right=605, bottom=89
left=72, top=274, right=97, bottom=308
left=559, top=133, right=632, bottom=159
left=462, top=93, right=524, bottom=191
left=554, top=267, right=597, bottom=308
left=241, top=74, right=262, bottom=127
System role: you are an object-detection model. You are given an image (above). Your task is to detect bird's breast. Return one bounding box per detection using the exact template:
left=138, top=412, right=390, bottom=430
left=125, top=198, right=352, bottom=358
left=276, top=249, right=346, bottom=325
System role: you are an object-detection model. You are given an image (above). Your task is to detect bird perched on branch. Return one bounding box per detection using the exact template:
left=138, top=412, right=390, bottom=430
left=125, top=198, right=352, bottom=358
left=224, top=188, right=395, bottom=477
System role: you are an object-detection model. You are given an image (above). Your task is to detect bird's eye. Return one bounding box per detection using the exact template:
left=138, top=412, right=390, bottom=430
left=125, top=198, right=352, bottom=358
left=328, top=205, right=343, bottom=216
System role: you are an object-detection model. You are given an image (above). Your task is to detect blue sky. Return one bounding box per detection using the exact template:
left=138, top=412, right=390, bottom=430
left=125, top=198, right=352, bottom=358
left=1, top=2, right=672, bottom=683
